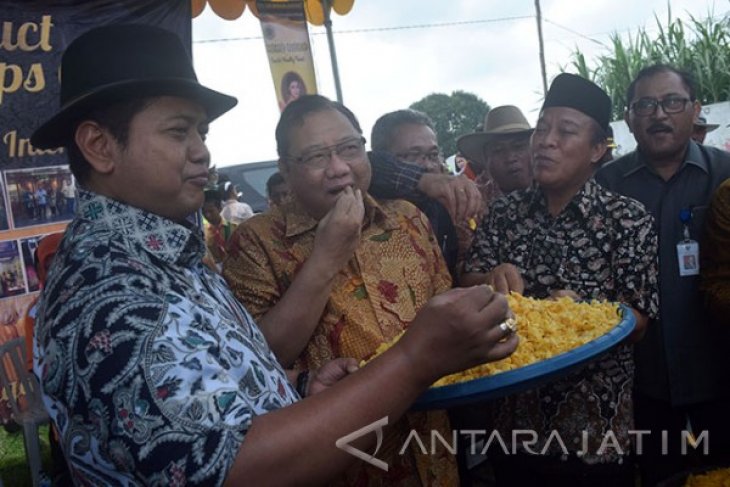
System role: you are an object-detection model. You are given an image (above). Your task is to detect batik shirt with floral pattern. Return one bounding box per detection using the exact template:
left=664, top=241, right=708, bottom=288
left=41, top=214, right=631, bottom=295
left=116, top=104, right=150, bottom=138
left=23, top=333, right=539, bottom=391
left=34, top=190, right=298, bottom=486
left=465, top=178, right=659, bottom=464
left=223, top=194, right=458, bottom=486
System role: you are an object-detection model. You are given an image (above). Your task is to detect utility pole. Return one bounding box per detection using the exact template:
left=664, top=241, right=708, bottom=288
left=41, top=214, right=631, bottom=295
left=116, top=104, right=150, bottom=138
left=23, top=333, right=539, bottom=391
left=321, top=0, right=344, bottom=103
left=534, top=0, right=548, bottom=96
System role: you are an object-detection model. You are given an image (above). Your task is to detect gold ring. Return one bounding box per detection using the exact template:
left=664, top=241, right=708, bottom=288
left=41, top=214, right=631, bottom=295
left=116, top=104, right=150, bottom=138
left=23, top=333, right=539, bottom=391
left=498, top=317, right=517, bottom=335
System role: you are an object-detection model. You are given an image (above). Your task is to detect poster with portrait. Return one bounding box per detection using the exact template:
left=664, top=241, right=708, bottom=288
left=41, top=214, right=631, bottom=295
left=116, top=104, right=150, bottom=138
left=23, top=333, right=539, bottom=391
left=257, top=1, right=318, bottom=112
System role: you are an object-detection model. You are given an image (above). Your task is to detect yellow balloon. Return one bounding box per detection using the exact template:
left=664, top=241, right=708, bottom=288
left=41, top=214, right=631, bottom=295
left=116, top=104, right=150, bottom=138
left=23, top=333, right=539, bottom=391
left=209, top=0, right=246, bottom=20
left=304, top=0, right=325, bottom=26
left=195, top=0, right=355, bottom=24
left=331, top=0, right=354, bottom=15
left=246, top=0, right=260, bottom=17
left=191, top=0, right=207, bottom=18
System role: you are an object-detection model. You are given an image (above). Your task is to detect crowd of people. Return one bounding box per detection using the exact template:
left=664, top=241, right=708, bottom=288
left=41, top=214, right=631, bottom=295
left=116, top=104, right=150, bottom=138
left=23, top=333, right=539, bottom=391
left=19, top=23, right=730, bottom=486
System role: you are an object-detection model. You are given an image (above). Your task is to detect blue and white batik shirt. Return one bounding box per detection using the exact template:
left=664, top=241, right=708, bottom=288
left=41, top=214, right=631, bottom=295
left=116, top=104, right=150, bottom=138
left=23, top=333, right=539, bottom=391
left=34, top=190, right=298, bottom=486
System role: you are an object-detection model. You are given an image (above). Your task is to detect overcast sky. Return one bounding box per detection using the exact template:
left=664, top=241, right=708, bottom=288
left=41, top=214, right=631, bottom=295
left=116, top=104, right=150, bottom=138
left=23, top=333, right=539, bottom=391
left=191, top=0, right=725, bottom=167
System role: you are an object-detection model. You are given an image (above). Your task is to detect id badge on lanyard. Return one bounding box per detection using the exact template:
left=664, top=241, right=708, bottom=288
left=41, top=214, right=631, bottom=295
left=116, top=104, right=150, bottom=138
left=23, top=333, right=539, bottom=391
left=677, top=207, right=699, bottom=277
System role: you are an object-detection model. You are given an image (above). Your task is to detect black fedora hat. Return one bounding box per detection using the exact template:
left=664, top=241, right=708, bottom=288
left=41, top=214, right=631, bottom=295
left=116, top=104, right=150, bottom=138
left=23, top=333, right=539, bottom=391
left=31, top=24, right=237, bottom=149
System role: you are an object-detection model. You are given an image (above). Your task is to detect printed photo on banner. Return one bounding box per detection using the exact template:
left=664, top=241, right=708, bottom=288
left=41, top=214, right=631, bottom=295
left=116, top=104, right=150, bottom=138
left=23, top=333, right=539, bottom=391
left=0, top=240, right=26, bottom=299
left=20, top=235, right=43, bottom=293
left=279, top=70, right=308, bottom=111
left=4, top=165, right=75, bottom=229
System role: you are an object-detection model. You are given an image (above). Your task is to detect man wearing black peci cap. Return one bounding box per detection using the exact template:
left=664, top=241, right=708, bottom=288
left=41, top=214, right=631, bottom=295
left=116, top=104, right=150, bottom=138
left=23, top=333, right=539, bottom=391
left=31, top=24, right=518, bottom=485
left=464, top=73, right=659, bottom=486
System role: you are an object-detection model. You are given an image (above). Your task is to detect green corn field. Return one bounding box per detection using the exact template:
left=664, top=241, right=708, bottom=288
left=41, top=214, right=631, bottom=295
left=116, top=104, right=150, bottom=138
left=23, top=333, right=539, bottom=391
left=568, top=9, right=730, bottom=120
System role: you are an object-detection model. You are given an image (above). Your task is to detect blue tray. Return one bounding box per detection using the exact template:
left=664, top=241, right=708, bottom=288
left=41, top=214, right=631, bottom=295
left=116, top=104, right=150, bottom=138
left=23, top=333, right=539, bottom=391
left=412, top=304, right=635, bottom=410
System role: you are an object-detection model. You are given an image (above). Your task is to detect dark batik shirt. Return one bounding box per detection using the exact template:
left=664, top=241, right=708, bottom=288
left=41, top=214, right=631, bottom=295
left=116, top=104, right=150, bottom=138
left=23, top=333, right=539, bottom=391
left=465, top=178, right=658, bottom=463
left=35, top=190, right=298, bottom=486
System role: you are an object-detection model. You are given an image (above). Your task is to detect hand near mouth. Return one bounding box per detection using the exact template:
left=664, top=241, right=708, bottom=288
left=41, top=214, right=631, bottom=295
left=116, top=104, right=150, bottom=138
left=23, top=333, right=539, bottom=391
left=312, top=186, right=365, bottom=274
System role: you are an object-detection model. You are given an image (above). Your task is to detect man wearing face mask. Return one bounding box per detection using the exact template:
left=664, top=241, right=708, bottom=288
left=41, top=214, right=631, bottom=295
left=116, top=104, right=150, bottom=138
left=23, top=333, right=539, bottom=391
left=370, top=109, right=463, bottom=277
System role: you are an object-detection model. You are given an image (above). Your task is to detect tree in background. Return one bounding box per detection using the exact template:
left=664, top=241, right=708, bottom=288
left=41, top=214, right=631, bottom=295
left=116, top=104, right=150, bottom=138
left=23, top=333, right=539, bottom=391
left=568, top=10, right=730, bottom=120
left=410, top=91, right=489, bottom=156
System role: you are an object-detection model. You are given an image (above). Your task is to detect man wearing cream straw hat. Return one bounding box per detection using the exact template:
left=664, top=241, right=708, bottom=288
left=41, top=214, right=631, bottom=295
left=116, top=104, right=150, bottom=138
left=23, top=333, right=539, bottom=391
left=457, top=105, right=534, bottom=198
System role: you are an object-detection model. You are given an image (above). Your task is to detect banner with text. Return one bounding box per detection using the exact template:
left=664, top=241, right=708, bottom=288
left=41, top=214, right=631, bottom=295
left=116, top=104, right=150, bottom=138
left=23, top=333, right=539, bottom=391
left=0, top=1, right=191, bottom=405
left=257, top=1, right=317, bottom=112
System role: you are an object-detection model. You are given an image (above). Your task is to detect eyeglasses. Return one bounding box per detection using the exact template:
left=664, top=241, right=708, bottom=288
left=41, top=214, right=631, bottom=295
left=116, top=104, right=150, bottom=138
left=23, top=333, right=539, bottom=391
left=630, top=96, right=692, bottom=117
left=289, top=137, right=366, bottom=169
left=395, top=149, right=443, bottom=165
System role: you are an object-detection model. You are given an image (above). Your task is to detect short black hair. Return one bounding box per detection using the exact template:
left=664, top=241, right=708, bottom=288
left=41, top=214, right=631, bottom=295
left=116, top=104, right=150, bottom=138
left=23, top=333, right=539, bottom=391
left=625, top=64, right=696, bottom=106
left=275, top=94, right=362, bottom=160
left=370, top=109, right=436, bottom=152
left=266, top=171, right=285, bottom=197
left=66, top=97, right=152, bottom=184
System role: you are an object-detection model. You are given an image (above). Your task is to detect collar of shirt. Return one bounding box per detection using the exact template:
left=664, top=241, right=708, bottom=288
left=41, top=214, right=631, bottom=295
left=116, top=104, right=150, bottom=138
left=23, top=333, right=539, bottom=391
left=621, top=140, right=709, bottom=178
left=526, top=178, right=599, bottom=221
left=76, top=189, right=205, bottom=266
left=282, top=192, right=399, bottom=238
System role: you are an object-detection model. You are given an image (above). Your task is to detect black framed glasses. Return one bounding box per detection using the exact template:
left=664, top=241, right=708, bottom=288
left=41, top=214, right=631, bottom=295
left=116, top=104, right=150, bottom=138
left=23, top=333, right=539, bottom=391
left=289, top=136, right=366, bottom=169
left=630, top=96, right=692, bottom=117
left=395, top=149, right=443, bottom=165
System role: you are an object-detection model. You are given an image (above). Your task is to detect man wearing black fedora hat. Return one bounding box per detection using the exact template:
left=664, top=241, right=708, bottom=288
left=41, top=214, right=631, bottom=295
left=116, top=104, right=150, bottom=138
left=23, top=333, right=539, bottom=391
left=463, top=73, right=658, bottom=486
left=31, top=24, right=517, bottom=486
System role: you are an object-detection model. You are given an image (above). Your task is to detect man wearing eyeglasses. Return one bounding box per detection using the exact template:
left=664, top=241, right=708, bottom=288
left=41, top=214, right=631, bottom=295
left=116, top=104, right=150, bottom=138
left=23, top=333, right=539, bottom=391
left=596, top=63, right=730, bottom=486
left=371, top=109, right=446, bottom=174
left=370, top=109, right=465, bottom=278
left=223, top=95, right=463, bottom=485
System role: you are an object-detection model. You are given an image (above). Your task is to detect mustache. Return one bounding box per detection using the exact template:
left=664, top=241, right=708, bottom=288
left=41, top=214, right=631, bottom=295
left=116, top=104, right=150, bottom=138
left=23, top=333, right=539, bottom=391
left=647, top=122, right=672, bottom=133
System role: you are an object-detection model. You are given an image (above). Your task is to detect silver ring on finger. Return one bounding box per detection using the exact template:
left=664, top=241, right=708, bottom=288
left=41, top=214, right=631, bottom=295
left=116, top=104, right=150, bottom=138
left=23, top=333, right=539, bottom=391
left=498, top=317, right=518, bottom=336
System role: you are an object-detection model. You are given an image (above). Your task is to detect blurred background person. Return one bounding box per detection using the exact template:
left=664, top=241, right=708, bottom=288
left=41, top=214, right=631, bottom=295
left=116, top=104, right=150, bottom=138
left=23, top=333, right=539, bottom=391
left=202, top=188, right=237, bottom=270
left=266, top=171, right=290, bottom=208
left=220, top=180, right=254, bottom=223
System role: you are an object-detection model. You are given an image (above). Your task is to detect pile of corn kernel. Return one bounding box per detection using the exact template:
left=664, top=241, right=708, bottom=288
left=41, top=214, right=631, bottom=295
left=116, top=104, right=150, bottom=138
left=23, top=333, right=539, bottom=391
left=684, top=468, right=730, bottom=487
left=364, top=293, right=622, bottom=388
